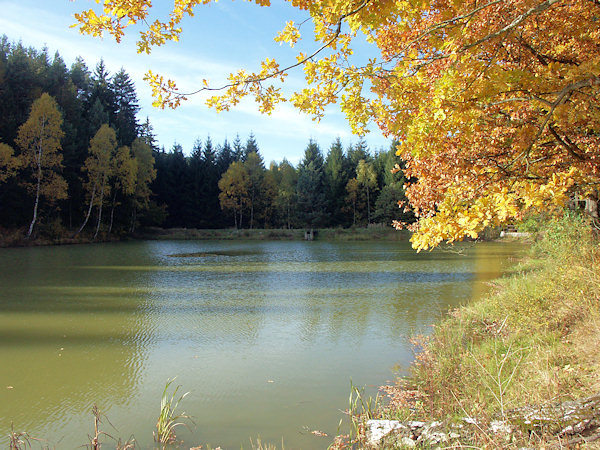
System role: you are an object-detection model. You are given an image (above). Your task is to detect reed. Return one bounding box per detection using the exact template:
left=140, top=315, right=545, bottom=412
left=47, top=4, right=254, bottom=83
left=153, top=378, right=191, bottom=446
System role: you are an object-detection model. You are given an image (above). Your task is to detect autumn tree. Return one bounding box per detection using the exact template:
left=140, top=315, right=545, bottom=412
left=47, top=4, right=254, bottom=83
left=76, top=0, right=600, bottom=249
left=130, top=137, right=156, bottom=232
left=218, top=161, right=250, bottom=229
left=15, top=93, right=67, bottom=238
left=275, top=158, right=298, bottom=229
left=244, top=151, right=266, bottom=229
left=75, top=124, right=117, bottom=238
left=0, top=142, right=19, bottom=183
left=107, top=144, right=137, bottom=234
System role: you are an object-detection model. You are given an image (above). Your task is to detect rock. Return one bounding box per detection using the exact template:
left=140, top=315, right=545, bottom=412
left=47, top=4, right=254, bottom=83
left=400, top=436, right=417, bottom=447
left=366, top=419, right=407, bottom=445
left=490, top=420, right=513, bottom=434
left=419, top=421, right=449, bottom=445
left=505, top=393, right=600, bottom=436
left=407, top=420, right=426, bottom=429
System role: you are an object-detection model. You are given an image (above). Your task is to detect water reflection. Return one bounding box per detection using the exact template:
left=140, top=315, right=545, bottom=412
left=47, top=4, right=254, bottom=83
left=0, top=240, right=522, bottom=448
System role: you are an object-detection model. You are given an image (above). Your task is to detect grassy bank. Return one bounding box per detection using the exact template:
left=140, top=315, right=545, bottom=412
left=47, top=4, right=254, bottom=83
left=340, top=212, right=600, bottom=448
left=135, top=225, right=410, bottom=241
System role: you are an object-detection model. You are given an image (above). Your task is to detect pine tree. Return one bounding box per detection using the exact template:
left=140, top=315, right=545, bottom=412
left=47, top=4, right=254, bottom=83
left=324, top=137, right=350, bottom=226
left=139, top=117, right=158, bottom=151
left=243, top=132, right=259, bottom=162
left=275, top=159, right=297, bottom=229
left=111, top=68, right=139, bottom=146
left=296, top=139, right=326, bottom=228
left=232, top=134, right=244, bottom=161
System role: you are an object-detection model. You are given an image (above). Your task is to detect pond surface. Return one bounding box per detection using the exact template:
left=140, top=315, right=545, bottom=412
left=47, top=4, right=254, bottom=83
left=0, top=240, right=521, bottom=448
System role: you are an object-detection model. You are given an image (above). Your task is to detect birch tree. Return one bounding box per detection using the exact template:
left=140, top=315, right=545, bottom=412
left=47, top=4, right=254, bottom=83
left=75, top=124, right=117, bottom=238
left=15, top=93, right=67, bottom=239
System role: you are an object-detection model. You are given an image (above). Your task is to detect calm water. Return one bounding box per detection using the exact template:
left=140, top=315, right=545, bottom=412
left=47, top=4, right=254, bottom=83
left=0, top=240, right=521, bottom=448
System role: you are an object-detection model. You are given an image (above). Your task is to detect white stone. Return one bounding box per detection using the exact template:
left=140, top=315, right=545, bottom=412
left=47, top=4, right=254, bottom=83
left=400, top=436, right=417, bottom=447
left=490, top=420, right=513, bottom=434
left=366, top=419, right=407, bottom=445
left=407, top=420, right=426, bottom=428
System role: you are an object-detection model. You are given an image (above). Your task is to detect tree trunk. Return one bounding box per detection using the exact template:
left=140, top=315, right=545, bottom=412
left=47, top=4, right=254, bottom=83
left=366, top=186, right=371, bottom=225
left=26, top=165, right=42, bottom=239
left=585, top=190, right=598, bottom=219
left=93, top=181, right=105, bottom=240
left=108, top=191, right=117, bottom=235
left=130, top=207, right=137, bottom=233
left=234, top=209, right=238, bottom=229
left=74, top=184, right=96, bottom=237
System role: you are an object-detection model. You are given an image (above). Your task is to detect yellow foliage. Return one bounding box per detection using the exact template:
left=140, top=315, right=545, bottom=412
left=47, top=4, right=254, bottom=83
left=75, top=0, right=600, bottom=249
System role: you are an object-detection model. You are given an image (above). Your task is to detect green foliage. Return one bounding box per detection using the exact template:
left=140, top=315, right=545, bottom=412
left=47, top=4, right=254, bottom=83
left=373, top=183, right=408, bottom=225
left=296, top=140, right=327, bottom=227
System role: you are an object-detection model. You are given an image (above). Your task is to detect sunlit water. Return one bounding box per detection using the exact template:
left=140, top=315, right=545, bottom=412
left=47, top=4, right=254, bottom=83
left=0, top=240, right=522, bottom=448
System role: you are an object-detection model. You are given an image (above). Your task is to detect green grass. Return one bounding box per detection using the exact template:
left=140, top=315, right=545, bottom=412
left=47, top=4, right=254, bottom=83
left=154, top=378, right=191, bottom=447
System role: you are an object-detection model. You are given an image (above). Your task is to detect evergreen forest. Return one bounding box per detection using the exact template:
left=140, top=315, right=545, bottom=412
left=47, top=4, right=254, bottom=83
left=0, top=37, right=414, bottom=239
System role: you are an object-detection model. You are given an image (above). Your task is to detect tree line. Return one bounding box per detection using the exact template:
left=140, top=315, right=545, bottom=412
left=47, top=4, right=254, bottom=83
left=0, top=36, right=159, bottom=238
left=0, top=36, right=413, bottom=238
left=153, top=134, right=414, bottom=230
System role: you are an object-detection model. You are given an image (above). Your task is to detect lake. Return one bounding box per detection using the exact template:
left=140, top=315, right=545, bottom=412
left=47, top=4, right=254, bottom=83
left=0, top=239, right=521, bottom=448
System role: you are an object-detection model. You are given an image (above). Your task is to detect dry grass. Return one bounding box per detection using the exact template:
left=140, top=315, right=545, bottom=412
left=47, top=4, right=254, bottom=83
left=343, top=212, right=600, bottom=448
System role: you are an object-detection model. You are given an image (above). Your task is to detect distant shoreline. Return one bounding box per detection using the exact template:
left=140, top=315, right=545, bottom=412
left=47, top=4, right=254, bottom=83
left=135, top=226, right=411, bottom=241
left=0, top=226, right=411, bottom=248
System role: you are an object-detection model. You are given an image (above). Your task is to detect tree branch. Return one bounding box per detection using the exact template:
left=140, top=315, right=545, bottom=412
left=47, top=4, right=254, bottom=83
left=547, top=124, right=586, bottom=160
left=463, top=0, right=562, bottom=50
left=177, top=0, right=373, bottom=96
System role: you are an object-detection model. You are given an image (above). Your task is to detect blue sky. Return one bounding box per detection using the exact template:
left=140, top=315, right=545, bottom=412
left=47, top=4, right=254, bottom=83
left=0, top=0, right=391, bottom=164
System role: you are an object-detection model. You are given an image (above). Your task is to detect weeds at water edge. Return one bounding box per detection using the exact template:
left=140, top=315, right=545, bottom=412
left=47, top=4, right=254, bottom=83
left=154, top=378, right=192, bottom=446
left=8, top=422, right=40, bottom=450
left=87, top=404, right=136, bottom=450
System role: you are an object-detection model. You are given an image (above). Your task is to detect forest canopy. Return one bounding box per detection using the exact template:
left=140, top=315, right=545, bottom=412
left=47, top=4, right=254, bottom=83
left=74, top=0, right=600, bottom=250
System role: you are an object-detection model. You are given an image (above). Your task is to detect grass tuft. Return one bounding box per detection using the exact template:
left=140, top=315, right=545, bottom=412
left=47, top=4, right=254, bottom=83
left=154, top=378, right=192, bottom=447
